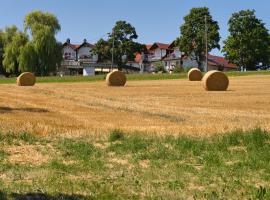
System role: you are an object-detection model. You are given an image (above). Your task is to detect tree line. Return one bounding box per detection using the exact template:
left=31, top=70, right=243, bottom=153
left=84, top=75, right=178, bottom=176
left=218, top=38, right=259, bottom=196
left=0, top=8, right=270, bottom=77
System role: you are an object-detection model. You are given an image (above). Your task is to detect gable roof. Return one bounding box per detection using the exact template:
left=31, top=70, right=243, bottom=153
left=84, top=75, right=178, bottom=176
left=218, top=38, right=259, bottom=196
left=63, top=40, right=95, bottom=50
left=63, top=42, right=80, bottom=50
left=77, top=41, right=95, bottom=49
left=208, top=54, right=237, bottom=69
left=168, top=41, right=177, bottom=49
left=146, top=44, right=152, bottom=50
left=149, top=42, right=170, bottom=50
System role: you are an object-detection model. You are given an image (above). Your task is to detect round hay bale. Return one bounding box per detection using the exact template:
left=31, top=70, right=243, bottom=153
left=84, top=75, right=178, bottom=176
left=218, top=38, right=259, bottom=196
left=188, top=68, right=203, bottom=81
left=106, top=70, right=126, bottom=86
left=202, top=70, right=229, bottom=91
left=17, top=72, right=36, bottom=86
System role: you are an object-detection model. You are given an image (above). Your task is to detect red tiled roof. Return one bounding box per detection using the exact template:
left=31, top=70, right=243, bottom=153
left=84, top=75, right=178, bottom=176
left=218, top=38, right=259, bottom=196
left=63, top=43, right=80, bottom=50
left=146, top=44, right=152, bottom=50
left=208, top=54, right=237, bottom=69
left=152, top=43, right=170, bottom=50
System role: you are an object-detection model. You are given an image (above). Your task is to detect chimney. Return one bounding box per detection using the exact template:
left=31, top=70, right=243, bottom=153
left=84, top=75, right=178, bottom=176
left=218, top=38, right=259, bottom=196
left=66, top=38, right=70, bottom=44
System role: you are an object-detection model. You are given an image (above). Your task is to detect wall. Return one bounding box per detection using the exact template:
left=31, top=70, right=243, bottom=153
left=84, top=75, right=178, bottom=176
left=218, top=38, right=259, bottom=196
left=63, top=46, right=76, bottom=60
left=153, top=48, right=167, bottom=59
left=77, top=47, right=92, bottom=59
left=83, top=67, right=95, bottom=76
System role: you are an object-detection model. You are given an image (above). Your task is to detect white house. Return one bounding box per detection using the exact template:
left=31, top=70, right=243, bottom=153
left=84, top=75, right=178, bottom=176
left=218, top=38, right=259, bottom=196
left=148, top=43, right=170, bottom=61
left=60, top=39, right=98, bottom=76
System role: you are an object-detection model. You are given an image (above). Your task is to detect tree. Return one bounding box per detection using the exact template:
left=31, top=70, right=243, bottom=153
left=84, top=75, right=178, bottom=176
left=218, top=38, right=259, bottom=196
left=178, top=7, right=220, bottom=71
left=2, top=29, right=28, bottom=75
left=0, top=30, right=4, bottom=74
left=19, top=42, right=38, bottom=72
left=24, top=10, right=61, bottom=35
left=93, top=21, right=145, bottom=69
left=0, top=26, right=19, bottom=75
left=222, top=10, right=270, bottom=70
left=23, top=11, right=62, bottom=75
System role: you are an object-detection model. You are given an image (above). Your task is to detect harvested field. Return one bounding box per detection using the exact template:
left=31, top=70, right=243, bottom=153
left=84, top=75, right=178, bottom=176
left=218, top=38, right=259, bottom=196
left=0, top=75, right=270, bottom=136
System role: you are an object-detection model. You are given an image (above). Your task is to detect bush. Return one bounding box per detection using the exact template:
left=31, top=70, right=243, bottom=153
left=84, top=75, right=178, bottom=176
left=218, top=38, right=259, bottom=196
left=109, top=129, right=125, bottom=142
left=154, top=62, right=166, bottom=73
left=173, top=65, right=184, bottom=73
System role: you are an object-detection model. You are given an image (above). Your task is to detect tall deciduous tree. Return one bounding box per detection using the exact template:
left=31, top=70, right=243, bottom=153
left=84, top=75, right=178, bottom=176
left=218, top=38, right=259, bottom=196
left=22, top=11, right=62, bottom=75
left=2, top=29, right=28, bottom=75
left=222, top=10, right=270, bottom=70
left=0, top=26, right=19, bottom=75
left=19, top=42, right=37, bottom=72
left=93, top=21, right=145, bottom=69
left=178, top=7, right=220, bottom=71
left=0, top=30, right=4, bottom=74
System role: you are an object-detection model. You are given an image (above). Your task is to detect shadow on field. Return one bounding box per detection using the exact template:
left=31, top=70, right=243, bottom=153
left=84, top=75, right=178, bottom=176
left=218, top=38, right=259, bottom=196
left=0, top=192, right=88, bottom=200
left=0, top=106, right=49, bottom=113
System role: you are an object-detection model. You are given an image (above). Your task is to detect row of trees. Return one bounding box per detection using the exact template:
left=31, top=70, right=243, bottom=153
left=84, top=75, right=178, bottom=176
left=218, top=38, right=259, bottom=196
left=1, top=8, right=269, bottom=76
left=178, top=8, right=270, bottom=70
left=0, top=11, right=62, bottom=76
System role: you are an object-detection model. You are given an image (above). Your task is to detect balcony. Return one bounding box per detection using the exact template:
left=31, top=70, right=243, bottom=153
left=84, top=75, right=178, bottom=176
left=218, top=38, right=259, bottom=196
left=61, top=60, right=82, bottom=69
left=78, top=55, right=98, bottom=63
left=144, top=54, right=162, bottom=62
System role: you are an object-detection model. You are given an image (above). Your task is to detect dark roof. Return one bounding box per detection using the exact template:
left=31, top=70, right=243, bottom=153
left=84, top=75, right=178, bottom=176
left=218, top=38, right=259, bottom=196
left=63, top=41, right=95, bottom=50
left=208, top=55, right=237, bottom=69
left=77, top=41, right=95, bottom=49
left=149, top=43, right=170, bottom=50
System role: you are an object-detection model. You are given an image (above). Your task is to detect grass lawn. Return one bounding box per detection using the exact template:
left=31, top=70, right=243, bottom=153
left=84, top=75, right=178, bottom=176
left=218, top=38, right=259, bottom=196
left=0, top=128, right=269, bottom=199
left=0, top=70, right=270, bottom=85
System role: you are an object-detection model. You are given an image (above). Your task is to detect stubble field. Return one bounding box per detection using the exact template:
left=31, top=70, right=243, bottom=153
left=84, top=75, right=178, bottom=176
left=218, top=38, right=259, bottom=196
left=0, top=75, right=270, bottom=137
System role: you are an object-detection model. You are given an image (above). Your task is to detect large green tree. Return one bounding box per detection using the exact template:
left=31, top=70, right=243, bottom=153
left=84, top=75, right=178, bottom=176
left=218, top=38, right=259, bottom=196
left=21, top=11, right=62, bottom=75
left=93, top=21, right=145, bottom=69
left=0, top=26, right=19, bottom=75
left=0, top=30, right=4, bottom=74
left=222, top=10, right=270, bottom=70
left=3, top=31, right=28, bottom=75
left=178, top=7, right=220, bottom=71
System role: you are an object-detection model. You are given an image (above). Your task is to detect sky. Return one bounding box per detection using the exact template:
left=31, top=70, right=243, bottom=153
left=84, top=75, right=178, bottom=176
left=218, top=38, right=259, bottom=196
left=0, top=0, right=269, bottom=56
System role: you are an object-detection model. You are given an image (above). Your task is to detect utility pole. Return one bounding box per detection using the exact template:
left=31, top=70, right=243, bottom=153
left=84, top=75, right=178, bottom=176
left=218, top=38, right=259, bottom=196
left=205, top=15, right=208, bottom=72
left=111, top=30, right=115, bottom=72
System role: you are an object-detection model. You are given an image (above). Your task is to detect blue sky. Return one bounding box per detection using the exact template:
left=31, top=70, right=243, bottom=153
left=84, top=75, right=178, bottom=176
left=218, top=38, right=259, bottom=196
left=0, top=0, right=269, bottom=55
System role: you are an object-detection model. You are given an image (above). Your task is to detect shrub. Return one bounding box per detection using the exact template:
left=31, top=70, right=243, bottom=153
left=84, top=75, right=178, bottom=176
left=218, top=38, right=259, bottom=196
left=154, top=61, right=166, bottom=73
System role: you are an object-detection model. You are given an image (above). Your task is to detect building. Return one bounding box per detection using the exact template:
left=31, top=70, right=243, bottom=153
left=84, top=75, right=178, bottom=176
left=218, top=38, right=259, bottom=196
left=207, top=54, right=238, bottom=71
left=60, top=38, right=237, bottom=76
left=134, top=41, right=237, bottom=73
left=60, top=39, right=98, bottom=76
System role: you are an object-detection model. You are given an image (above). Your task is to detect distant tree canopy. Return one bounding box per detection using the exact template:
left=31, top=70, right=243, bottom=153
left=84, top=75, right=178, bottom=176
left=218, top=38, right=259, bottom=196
left=222, top=10, right=270, bottom=70
left=93, top=21, right=145, bottom=69
left=0, top=11, right=62, bottom=76
left=177, top=7, right=220, bottom=71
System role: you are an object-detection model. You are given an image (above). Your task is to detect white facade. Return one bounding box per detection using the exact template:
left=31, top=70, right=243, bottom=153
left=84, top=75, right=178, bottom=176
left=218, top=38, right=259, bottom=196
left=77, top=47, right=92, bottom=59
left=83, top=67, right=95, bottom=76
left=151, top=48, right=167, bottom=60
left=63, top=46, right=76, bottom=60
left=172, top=48, right=181, bottom=58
